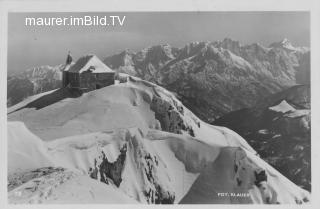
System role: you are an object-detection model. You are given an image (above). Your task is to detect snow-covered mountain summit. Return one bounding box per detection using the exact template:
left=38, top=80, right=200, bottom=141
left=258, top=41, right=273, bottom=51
left=7, top=76, right=310, bottom=204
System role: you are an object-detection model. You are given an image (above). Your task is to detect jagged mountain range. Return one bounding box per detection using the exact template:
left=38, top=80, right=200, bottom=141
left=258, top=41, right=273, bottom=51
left=103, top=38, right=310, bottom=121
left=7, top=65, right=64, bottom=107
left=8, top=38, right=310, bottom=123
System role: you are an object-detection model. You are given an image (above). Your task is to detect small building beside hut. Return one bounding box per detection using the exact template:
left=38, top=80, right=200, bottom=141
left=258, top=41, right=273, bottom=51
left=62, top=54, right=115, bottom=92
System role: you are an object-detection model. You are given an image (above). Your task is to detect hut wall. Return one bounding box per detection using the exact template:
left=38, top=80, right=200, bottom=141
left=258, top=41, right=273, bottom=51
left=68, top=73, right=80, bottom=88
left=79, top=72, right=115, bottom=91
left=62, top=71, right=70, bottom=87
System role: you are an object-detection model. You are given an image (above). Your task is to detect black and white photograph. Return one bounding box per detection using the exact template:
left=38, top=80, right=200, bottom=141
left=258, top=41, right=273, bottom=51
left=1, top=0, right=319, bottom=207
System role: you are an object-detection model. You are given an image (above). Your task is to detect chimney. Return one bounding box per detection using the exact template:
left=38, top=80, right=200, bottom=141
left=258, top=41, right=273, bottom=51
left=66, top=51, right=73, bottom=65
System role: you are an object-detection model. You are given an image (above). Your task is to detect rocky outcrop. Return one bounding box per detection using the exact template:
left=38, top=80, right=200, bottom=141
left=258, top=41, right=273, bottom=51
left=128, top=131, right=176, bottom=204
left=150, top=90, right=197, bottom=137
left=89, top=144, right=127, bottom=187
left=142, top=153, right=175, bottom=204
left=87, top=130, right=176, bottom=204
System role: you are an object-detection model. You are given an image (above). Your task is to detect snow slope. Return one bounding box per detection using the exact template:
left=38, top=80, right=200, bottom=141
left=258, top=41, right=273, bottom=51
left=269, top=100, right=295, bottom=113
left=8, top=122, right=137, bottom=204
left=8, top=167, right=137, bottom=204
left=7, top=76, right=310, bottom=204
left=8, top=122, right=54, bottom=174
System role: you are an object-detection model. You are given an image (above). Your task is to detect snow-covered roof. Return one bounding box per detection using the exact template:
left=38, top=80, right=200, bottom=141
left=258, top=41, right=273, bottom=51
left=68, top=54, right=114, bottom=74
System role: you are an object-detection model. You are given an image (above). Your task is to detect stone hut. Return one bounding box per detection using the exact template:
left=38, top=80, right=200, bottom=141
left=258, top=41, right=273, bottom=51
left=62, top=54, right=115, bottom=92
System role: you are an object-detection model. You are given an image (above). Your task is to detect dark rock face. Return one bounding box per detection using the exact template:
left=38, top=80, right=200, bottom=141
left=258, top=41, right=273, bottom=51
left=89, top=144, right=127, bottom=187
left=104, top=39, right=310, bottom=122
left=150, top=93, right=196, bottom=138
left=144, top=185, right=175, bottom=204
left=143, top=153, right=175, bottom=204
left=295, top=51, right=310, bottom=84
left=254, top=170, right=267, bottom=187
left=129, top=133, right=175, bottom=204
left=213, top=85, right=311, bottom=191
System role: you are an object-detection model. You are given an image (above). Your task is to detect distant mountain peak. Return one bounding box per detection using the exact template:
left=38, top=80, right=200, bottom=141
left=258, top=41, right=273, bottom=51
left=142, top=44, right=176, bottom=61
left=281, top=38, right=291, bottom=44
left=280, top=38, right=295, bottom=48
left=120, top=49, right=135, bottom=55
left=221, top=37, right=240, bottom=44
left=269, top=38, right=297, bottom=51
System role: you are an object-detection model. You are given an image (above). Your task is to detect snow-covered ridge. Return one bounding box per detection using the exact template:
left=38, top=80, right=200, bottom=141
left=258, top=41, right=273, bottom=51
left=8, top=121, right=310, bottom=204
left=7, top=77, right=310, bottom=204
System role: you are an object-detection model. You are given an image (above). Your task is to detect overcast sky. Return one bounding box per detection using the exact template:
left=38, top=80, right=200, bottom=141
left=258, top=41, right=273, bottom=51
left=8, top=12, right=310, bottom=74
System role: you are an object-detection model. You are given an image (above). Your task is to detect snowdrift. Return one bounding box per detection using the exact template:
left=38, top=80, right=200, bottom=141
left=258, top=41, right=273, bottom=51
left=7, top=76, right=310, bottom=204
